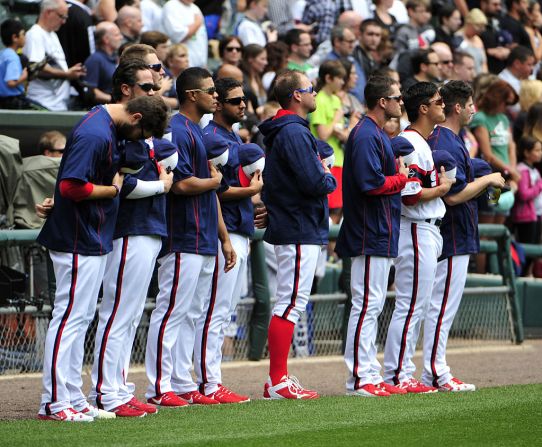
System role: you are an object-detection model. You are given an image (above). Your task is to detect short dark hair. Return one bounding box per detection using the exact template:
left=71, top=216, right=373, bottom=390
left=215, top=77, right=243, bottom=102
left=1, top=18, right=24, bottom=47
left=403, top=81, right=439, bottom=122
left=406, top=0, right=430, bottom=11
left=507, top=45, right=534, bottom=67
left=453, top=50, right=474, bottom=66
left=140, top=31, right=169, bottom=48
left=176, top=66, right=213, bottom=104
left=284, top=28, right=305, bottom=48
left=111, top=59, right=152, bottom=103
left=440, top=80, right=473, bottom=116
left=330, top=25, right=347, bottom=46
left=219, top=35, right=243, bottom=58
left=438, top=3, right=457, bottom=24
left=411, top=49, right=436, bottom=75
left=517, top=135, right=539, bottom=158
left=316, top=60, right=346, bottom=91
left=365, top=76, right=399, bottom=110
left=272, top=69, right=304, bottom=108
left=372, top=66, right=399, bottom=79
left=360, top=18, right=381, bottom=33
left=125, top=95, right=169, bottom=139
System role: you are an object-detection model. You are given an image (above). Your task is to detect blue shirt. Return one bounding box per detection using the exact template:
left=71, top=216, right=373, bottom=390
left=326, top=50, right=366, bottom=103
left=336, top=116, right=402, bottom=258
left=0, top=48, right=24, bottom=97
left=113, top=138, right=173, bottom=239
left=161, top=114, right=218, bottom=256
left=203, top=121, right=255, bottom=237
left=84, top=49, right=117, bottom=94
left=37, top=106, right=120, bottom=255
left=428, top=126, right=480, bottom=258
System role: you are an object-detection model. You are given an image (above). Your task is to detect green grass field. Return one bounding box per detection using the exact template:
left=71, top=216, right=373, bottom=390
left=3, top=384, right=542, bottom=447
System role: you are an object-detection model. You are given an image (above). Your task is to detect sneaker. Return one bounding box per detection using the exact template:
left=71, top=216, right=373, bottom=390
left=147, top=391, right=189, bottom=407
left=37, top=407, right=94, bottom=422
left=399, top=378, right=438, bottom=394
left=127, top=397, right=158, bottom=414
left=206, top=385, right=250, bottom=404
left=438, top=377, right=476, bottom=392
left=78, top=404, right=116, bottom=420
left=377, top=382, right=407, bottom=395
left=347, top=383, right=390, bottom=397
left=264, top=376, right=319, bottom=400
left=178, top=390, right=220, bottom=405
left=111, top=403, right=146, bottom=418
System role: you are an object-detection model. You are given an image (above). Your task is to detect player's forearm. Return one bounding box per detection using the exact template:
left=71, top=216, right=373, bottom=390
left=171, top=176, right=220, bottom=195
left=444, top=178, right=491, bottom=206
left=418, top=185, right=449, bottom=202
left=216, top=197, right=230, bottom=244
left=219, top=185, right=259, bottom=201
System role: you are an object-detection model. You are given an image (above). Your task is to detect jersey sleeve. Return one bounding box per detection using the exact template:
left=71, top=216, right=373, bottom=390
left=172, top=130, right=194, bottom=182
left=59, top=133, right=107, bottom=183
left=351, top=133, right=387, bottom=193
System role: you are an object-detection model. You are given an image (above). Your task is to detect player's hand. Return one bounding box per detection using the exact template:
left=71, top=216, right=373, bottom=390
left=221, top=238, right=237, bottom=273
left=487, top=172, right=506, bottom=189
left=159, top=168, right=174, bottom=193
left=438, top=166, right=455, bottom=194
left=398, top=156, right=410, bottom=177
left=254, top=204, right=268, bottom=229
left=321, top=159, right=331, bottom=174
left=36, top=197, right=54, bottom=219
left=249, top=170, right=263, bottom=194
left=209, top=163, right=223, bottom=189
left=112, top=172, right=124, bottom=190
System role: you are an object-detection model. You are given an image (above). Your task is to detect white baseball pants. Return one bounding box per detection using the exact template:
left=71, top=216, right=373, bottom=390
left=145, top=252, right=215, bottom=398
left=422, top=255, right=470, bottom=387
left=89, top=235, right=161, bottom=410
left=39, top=251, right=107, bottom=415
left=194, top=233, right=249, bottom=395
left=383, top=220, right=442, bottom=384
left=345, top=256, right=393, bottom=390
left=271, top=244, right=321, bottom=324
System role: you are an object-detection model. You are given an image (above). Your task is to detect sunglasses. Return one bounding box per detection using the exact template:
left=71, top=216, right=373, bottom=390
left=147, top=63, right=162, bottom=72
left=386, top=95, right=403, bottom=102
left=223, top=96, right=247, bottom=105
left=55, top=11, right=69, bottom=20
left=288, top=85, right=314, bottom=97
left=137, top=83, right=159, bottom=92
left=186, top=86, right=217, bottom=95
left=440, top=60, right=453, bottom=65
left=427, top=97, right=444, bottom=106
left=225, top=46, right=242, bottom=52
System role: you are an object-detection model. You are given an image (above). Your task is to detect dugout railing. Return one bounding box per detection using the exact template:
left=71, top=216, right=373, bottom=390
left=0, top=224, right=524, bottom=374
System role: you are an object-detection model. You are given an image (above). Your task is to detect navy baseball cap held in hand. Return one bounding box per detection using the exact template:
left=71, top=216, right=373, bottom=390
left=470, top=158, right=492, bottom=178
left=316, top=139, right=335, bottom=168
left=207, top=139, right=230, bottom=169
left=432, top=149, right=457, bottom=180
left=238, top=143, right=265, bottom=187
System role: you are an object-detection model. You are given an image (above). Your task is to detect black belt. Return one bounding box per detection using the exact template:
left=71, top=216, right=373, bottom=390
left=425, top=218, right=442, bottom=227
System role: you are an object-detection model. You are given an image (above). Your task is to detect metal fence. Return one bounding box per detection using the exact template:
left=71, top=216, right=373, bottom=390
left=0, top=285, right=514, bottom=375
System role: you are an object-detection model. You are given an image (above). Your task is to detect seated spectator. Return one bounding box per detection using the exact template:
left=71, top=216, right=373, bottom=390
left=373, top=0, right=399, bottom=38
left=262, top=41, right=288, bottom=91
left=165, top=43, right=189, bottom=81
left=301, top=0, right=337, bottom=46
left=451, top=50, right=477, bottom=83
left=513, top=79, right=542, bottom=143
left=240, top=44, right=268, bottom=115
left=394, top=0, right=434, bottom=53
left=23, top=0, right=86, bottom=111
left=285, top=29, right=314, bottom=76
left=480, top=0, right=512, bottom=75
left=0, top=19, right=31, bottom=109
left=433, top=4, right=463, bottom=50
left=162, top=0, right=207, bottom=68
left=500, top=0, right=533, bottom=52
left=117, top=5, right=143, bottom=45
left=499, top=46, right=536, bottom=101
left=402, top=48, right=441, bottom=90
left=236, top=0, right=277, bottom=47
left=219, top=36, right=244, bottom=67
left=431, top=41, right=454, bottom=82
left=84, top=22, right=123, bottom=104
left=141, top=0, right=164, bottom=33
left=13, top=131, right=65, bottom=229
left=458, top=8, right=489, bottom=75
left=353, top=19, right=383, bottom=81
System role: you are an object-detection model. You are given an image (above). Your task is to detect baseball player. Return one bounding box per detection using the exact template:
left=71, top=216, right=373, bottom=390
left=36, top=96, right=169, bottom=422
left=88, top=60, right=176, bottom=417
left=336, top=76, right=409, bottom=398
left=259, top=70, right=337, bottom=399
left=145, top=67, right=236, bottom=406
left=425, top=81, right=505, bottom=391
left=193, top=77, right=263, bottom=403
left=383, top=82, right=455, bottom=393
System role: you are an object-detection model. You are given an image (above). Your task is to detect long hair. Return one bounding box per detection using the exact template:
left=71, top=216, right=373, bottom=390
left=477, top=79, right=518, bottom=114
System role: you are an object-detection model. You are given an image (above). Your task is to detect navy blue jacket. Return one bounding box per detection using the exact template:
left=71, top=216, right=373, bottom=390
left=37, top=106, right=120, bottom=256
left=428, top=126, right=480, bottom=258
left=336, top=116, right=402, bottom=258
left=259, top=112, right=336, bottom=245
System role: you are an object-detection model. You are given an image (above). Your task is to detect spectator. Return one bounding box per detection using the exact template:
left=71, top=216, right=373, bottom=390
left=84, top=22, right=123, bottom=104
left=56, top=0, right=94, bottom=68
left=195, top=0, right=225, bottom=39
left=480, top=0, right=512, bottom=74
left=434, top=4, right=463, bottom=50
left=140, top=31, right=171, bottom=65
left=402, top=49, right=441, bottom=90
left=262, top=41, right=288, bottom=91
left=219, top=36, right=244, bottom=67
left=499, top=46, right=536, bottom=97
left=373, top=0, right=398, bottom=37
left=301, top=0, right=337, bottom=46
left=500, top=0, right=533, bottom=51
left=267, top=0, right=313, bottom=35
left=458, top=8, right=489, bottom=75
left=394, top=0, right=434, bottom=53
left=525, top=1, right=542, bottom=66
left=141, top=0, right=164, bottom=33
left=451, top=50, right=477, bottom=83
left=284, top=29, right=314, bottom=76
left=240, top=44, right=268, bottom=114
left=23, top=0, right=86, bottom=111
left=472, top=72, right=499, bottom=105
left=431, top=42, right=454, bottom=81
left=513, top=79, right=542, bottom=143
left=162, top=0, right=208, bottom=68
left=523, top=101, right=542, bottom=141
left=0, top=19, right=31, bottom=109
left=237, top=0, right=277, bottom=46
left=326, top=25, right=366, bottom=103
left=337, top=58, right=364, bottom=125
left=310, top=60, right=348, bottom=223
left=165, top=43, right=190, bottom=80
left=117, top=5, right=144, bottom=45
left=216, top=63, right=245, bottom=82
left=353, top=19, right=383, bottom=81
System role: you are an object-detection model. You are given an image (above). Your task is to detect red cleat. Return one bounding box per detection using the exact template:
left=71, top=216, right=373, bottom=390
left=147, top=391, right=189, bottom=407
left=206, top=385, right=250, bottom=404
left=178, top=390, right=220, bottom=405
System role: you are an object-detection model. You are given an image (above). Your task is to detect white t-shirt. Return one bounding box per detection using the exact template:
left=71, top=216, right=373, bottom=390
left=141, top=0, right=163, bottom=33
left=23, top=24, right=71, bottom=111
left=162, top=0, right=208, bottom=68
left=236, top=17, right=266, bottom=47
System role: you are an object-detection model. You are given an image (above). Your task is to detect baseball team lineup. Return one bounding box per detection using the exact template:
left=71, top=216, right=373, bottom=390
left=33, top=63, right=508, bottom=421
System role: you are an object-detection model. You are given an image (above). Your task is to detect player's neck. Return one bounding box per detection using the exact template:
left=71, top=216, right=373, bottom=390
left=178, top=106, right=203, bottom=125
left=409, top=120, right=434, bottom=140
left=441, top=118, right=461, bottom=135
left=212, top=114, right=234, bottom=132
left=367, top=110, right=386, bottom=128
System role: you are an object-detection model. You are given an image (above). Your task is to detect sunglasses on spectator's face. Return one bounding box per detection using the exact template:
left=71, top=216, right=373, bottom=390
left=225, top=46, right=242, bottom=52
left=223, top=96, right=246, bottom=105
left=137, top=83, right=157, bottom=92
left=147, top=63, right=162, bottom=72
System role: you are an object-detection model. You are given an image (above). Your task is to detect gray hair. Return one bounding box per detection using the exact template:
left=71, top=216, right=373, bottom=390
left=331, top=26, right=347, bottom=45
left=40, top=0, right=65, bottom=13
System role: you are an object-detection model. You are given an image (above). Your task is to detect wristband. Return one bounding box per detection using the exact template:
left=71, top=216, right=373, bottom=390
left=113, top=184, right=120, bottom=197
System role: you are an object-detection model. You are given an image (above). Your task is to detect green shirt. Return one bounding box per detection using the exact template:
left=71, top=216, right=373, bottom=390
left=287, top=60, right=313, bottom=73
left=470, top=111, right=510, bottom=165
left=310, top=90, right=344, bottom=167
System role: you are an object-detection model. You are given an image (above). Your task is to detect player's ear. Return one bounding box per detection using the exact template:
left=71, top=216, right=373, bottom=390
left=129, top=112, right=143, bottom=125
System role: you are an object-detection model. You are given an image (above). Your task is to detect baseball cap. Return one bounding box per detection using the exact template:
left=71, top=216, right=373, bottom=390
left=119, top=140, right=146, bottom=174
left=317, top=140, right=335, bottom=168
left=432, top=150, right=457, bottom=180
left=238, top=143, right=265, bottom=187
left=154, top=138, right=178, bottom=172
left=391, top=136, right=416, bottom=166
left=471, top=158, right=492, bottom=178
left=206, top=139, right=230, bottom=168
